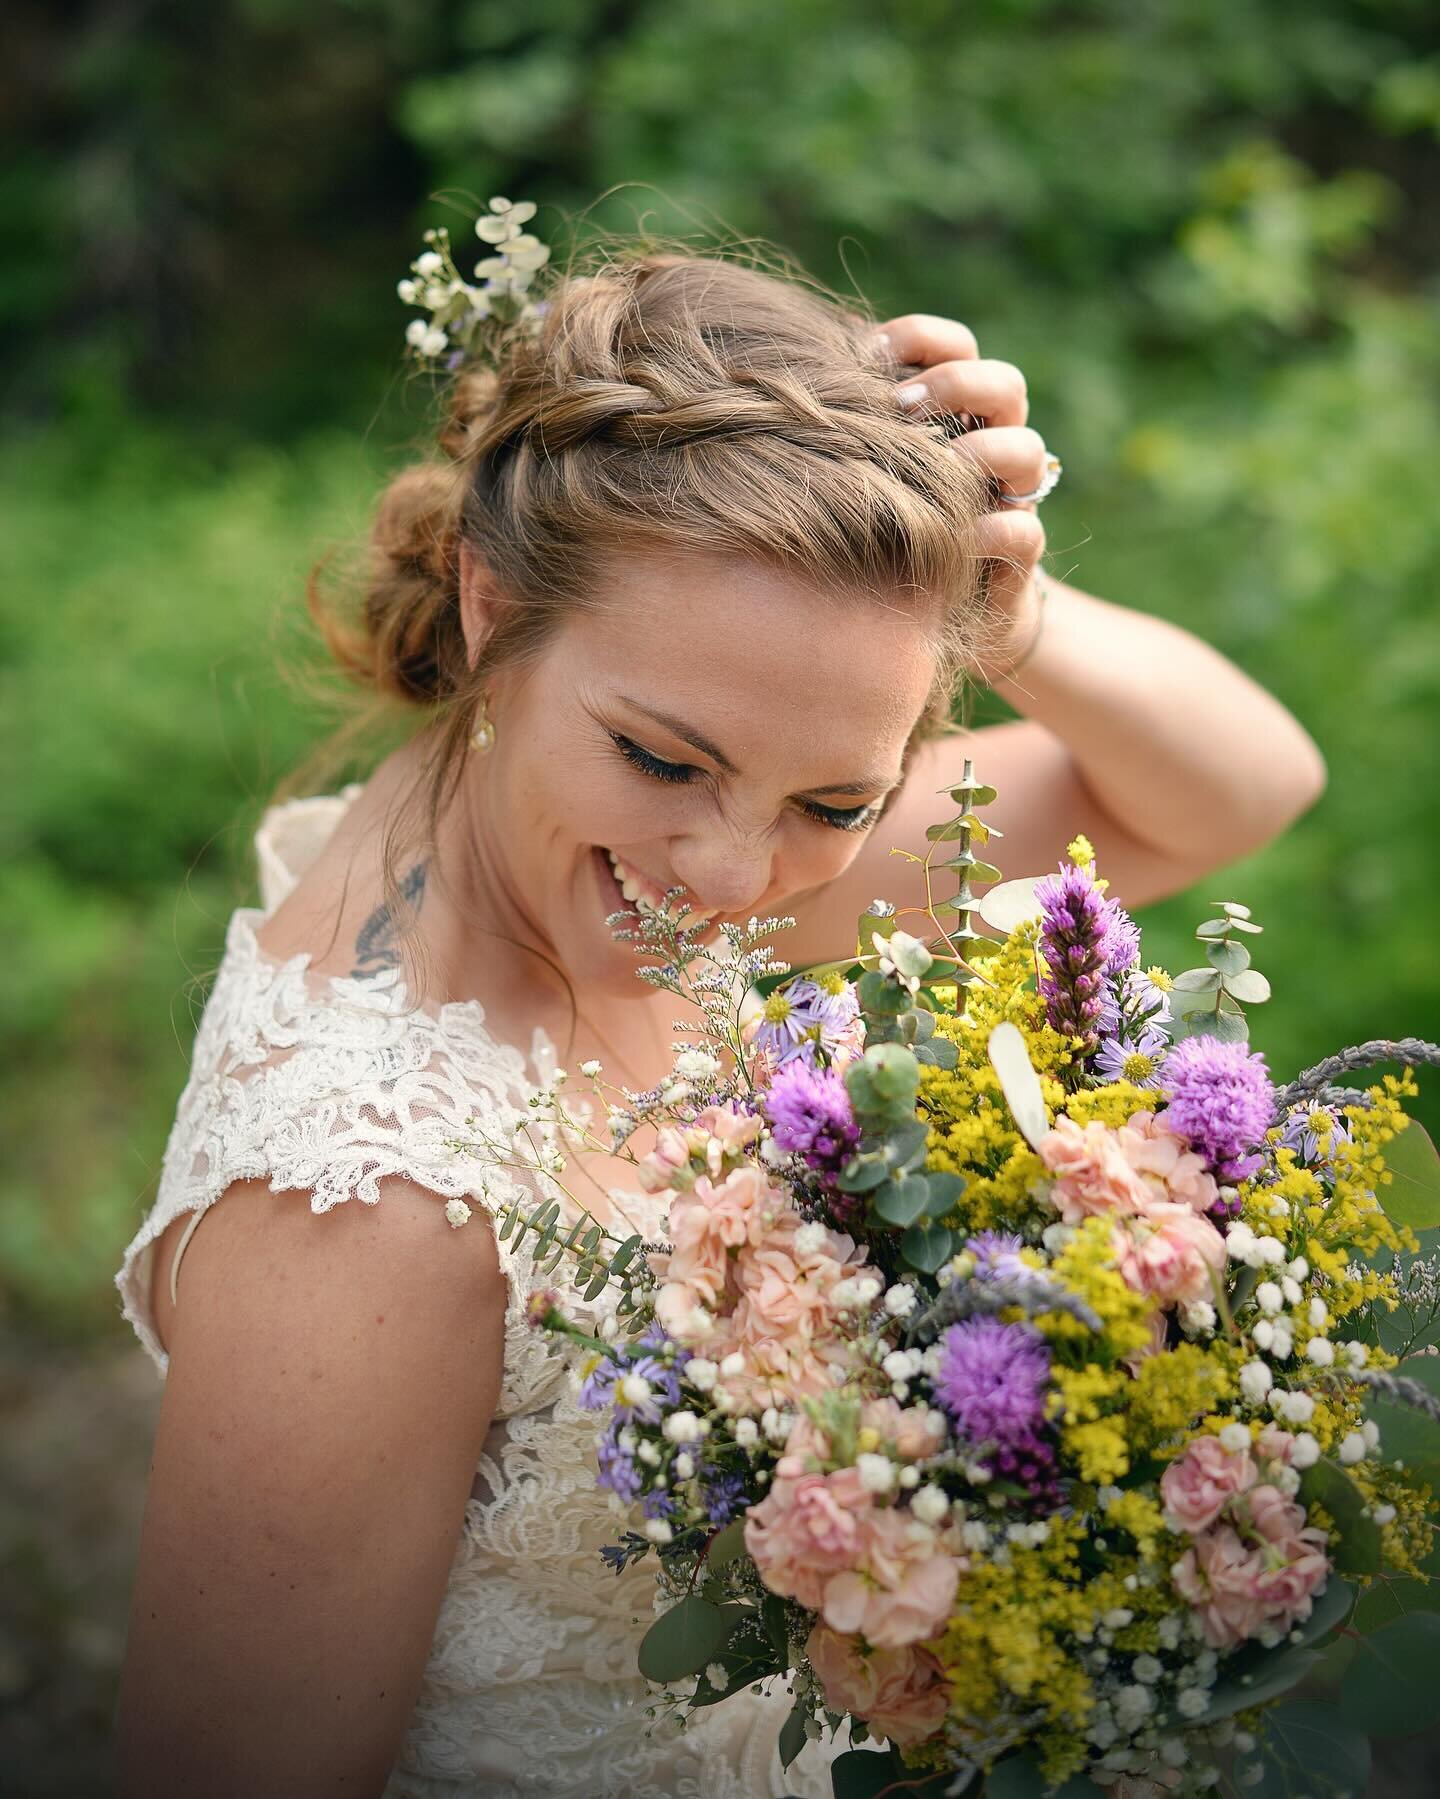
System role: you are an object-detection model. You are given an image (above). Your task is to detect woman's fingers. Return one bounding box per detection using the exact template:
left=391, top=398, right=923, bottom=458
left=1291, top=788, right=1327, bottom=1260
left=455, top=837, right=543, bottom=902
left=941, top=423, right=1052, bottom=507
left=894, top=355, right=1029, bottom=429
left=876, top=313, right=980, bottom=366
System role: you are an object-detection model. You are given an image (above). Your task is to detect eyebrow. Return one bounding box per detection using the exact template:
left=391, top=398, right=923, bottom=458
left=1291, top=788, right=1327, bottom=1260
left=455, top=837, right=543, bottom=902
left=617, top=697, right=899, bottom=799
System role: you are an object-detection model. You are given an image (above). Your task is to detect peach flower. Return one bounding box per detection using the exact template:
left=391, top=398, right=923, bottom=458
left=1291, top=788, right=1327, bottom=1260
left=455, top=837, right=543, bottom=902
left=1172, top=1518, right=1331, bottom=1649
left=805, top=1625, right=948, bottom=1749
left=819, top=1509, right=961, bottom=1649
left=744, top=1467, right=874, bottom=1611
left=1117, top=1110, right=1220, bottom=1215
left=1115, top=1203, right=1226, bottom=1307
left=860, top=1397, right=949, bottom=1463
left=1037, top=1117, right=1153, bottom=1224
left=1161, top=1435, right=1258, bottom=1534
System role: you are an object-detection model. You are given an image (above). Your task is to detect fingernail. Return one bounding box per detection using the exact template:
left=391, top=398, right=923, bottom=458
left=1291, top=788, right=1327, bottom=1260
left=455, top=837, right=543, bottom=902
left=895, top=381, right=929, bottom=410
left=872, top=330, right=893, bottom=358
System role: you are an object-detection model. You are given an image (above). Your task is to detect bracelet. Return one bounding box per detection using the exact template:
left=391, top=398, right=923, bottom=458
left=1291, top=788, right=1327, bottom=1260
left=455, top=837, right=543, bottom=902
left=1001, top=574, right=1049, bottom=678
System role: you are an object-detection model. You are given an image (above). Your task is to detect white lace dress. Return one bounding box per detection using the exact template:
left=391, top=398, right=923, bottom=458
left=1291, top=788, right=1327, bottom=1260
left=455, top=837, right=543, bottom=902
left=114, top=788, right=858, bottom=1798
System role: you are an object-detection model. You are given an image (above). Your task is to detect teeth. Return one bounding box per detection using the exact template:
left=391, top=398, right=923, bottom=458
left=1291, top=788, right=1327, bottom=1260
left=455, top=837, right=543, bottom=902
left=604, top=848, right=719, bottom=925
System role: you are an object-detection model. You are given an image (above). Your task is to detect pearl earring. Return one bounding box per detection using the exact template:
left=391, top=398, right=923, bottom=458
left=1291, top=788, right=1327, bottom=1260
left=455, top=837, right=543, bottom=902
left=469, top=694, right=496, bottom=753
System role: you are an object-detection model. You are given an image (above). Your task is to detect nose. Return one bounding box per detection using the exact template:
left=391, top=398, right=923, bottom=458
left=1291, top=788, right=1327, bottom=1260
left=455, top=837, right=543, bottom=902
left=669, top=832, right=775, bottom=917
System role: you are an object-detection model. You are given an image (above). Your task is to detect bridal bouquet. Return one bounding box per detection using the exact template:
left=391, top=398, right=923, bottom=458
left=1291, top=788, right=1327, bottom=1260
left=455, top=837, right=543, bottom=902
left=471, top=765, right=1440, bottom=1797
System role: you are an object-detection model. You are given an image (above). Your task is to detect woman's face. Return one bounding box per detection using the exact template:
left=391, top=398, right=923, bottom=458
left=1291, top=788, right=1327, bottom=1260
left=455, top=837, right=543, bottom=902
left=468, top=548, right=941, bottom=999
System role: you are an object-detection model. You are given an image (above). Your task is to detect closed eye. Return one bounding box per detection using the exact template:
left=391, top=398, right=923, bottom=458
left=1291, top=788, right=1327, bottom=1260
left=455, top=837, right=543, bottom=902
left=799, top=799, right=881, bottom=833
left=610, top=732, right=697, bottom=784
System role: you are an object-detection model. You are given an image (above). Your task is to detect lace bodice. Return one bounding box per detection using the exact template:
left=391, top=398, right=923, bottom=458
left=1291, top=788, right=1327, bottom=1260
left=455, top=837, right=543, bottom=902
left=114, top=787, right=857, bottom=1797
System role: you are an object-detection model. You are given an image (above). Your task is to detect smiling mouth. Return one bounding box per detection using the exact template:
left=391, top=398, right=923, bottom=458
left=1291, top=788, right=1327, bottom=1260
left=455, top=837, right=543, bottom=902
left=600, top=848, right=720, bottom=926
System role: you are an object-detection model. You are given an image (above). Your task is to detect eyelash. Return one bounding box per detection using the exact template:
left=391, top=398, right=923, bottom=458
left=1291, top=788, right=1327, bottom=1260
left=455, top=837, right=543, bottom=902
left=608, top=733, right=879, bottom=833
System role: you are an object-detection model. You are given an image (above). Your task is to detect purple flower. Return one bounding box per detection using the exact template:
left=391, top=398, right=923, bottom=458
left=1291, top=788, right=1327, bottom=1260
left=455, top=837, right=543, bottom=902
left=1093, top=1019, right=1171, bottom=1090
left=699, top=1467, right=748, bottom=1524
left=965, top=1232, right=1030, bottom=1280
left=1161, top=1035, right=1273, bottom=1183
left=1036, top=862, right=1123, bottom=1057
left=1277, top=1102, right=1352, bottom=1169
left=752, top=975, right=861, bottom=1070
left=763, top=1061, right=861, bottom=1182
left=1097, top=966, right=1172, bottom=1042
left=597, top=1422, right=643, bottom=1502
left=641, top=1487, right=678, bottom=1522
left=1104, top=908, right=1142, bottom=975
left=933, top=1317, right=1051, bottom=1447
left=578, top=1356, right=619, bottom=1411
left=613, top=1353, right=682, bottom=1422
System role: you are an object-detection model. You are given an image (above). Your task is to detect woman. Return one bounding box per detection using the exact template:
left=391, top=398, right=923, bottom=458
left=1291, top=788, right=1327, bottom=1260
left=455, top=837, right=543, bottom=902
left=113, top=245, right=1325, bottom=1796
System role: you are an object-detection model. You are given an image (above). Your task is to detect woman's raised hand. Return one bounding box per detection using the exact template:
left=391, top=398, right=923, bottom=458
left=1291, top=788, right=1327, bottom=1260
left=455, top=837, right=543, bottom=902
left=876, top=312, right=1051, bottom=678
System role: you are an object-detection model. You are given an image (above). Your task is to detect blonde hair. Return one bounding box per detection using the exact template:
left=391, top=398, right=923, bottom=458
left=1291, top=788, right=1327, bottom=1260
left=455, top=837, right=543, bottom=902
left=289, top=233, right=1003, bottom=997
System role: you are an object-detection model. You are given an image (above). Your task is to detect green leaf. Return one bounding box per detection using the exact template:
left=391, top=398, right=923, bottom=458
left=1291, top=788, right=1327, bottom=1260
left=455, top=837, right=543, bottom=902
left=1253, top=1699, right=1371, bottom=1798
left=1339, top=1610, right=1440, bottom=1735
left=1172, top=966, right=1223, bottom=991
left=987, top=1020, right=1049, bottom=1148
left=1195, top=918, right=1232, bottom=939
left=1190, top=1008, right=1250, bottom=1043
left=925, top=817, right=970, bottom=840
left=944, top=856, right=1003, bottom=885
left=926, top=1170, right=967, bottom=1212
left=1353, top=1575, right=1440, bottom=1634
left=882, top=1118, right=932, bottom=1170
left=637, top=1595, right=730, bottom=1682
left=901, top=1221, right=954, bottom=1272
left=688, top=1633, right=784, bottom=1707
left=1205, top=939, right=1252, bottom=976
left=985, top=1752, right=1107, bottom=1796
left=1225, top=968, right=1272, bottom=1004
left=1299, top=1459, right=1384, bottom=1576
left=977, top=876, right=1044, bottom=934
left=1365, top=1355, right=1440, bottom=1486
left=914, top=1036, right=959, bottom=1070
left=872, top=1174, right=932, bottom=1227
left=950, top=783, right=999, bottom=807
left=831, top=1747, right=953, bottom=1797
left=1212, top=900, right=1253, bottom=919
left=1231, top=918, right=1266, bottom=933
left=857, top=969, right=908, bottom=1015
left=1176, top=1648, right=1320, bottom=1725
left=777, top=1699, right=808, bottom=1770
left=703, top=1517, right=748, bottom=1572
left=1288, top=1576, right=1355, bottom=1649
left=1379, top=1119, right=1440, bottom=1230
left=836, top=1154, right=888, bottom=1194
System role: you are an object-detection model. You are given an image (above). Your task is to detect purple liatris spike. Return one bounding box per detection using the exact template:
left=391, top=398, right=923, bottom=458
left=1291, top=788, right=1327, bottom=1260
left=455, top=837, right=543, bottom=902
left=1160, top=1035, right=1273, bottom=1183
left=1035, top=860, right=1118, bottom=1057
left=762, top=1061, right=861, bottom=1184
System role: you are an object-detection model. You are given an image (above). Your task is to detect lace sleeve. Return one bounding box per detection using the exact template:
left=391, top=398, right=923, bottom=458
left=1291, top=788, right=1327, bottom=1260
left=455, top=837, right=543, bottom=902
left=114, top=910, right=567, bottom=1421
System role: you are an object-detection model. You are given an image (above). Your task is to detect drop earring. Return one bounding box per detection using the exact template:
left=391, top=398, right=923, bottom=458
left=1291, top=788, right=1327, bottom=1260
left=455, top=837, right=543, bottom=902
left=469, top=693, right=496, bottom=753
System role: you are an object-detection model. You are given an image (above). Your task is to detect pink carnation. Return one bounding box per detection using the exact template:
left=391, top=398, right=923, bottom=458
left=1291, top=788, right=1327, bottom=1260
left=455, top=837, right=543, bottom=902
left=744, top=1467, right=874, bottom=1611
left=1117, top=1109, right=1221, bottom=1215
left=1172, top=1517, right=1331, bottom=1649
left=818, top=1508, right=961, bottom=1649
left=1161, top=1435, right=1258, bottom=1534
left=805, top=1625, right=948, bottom=1749
left=1037, top=1116, right=1153, bottom=1223
left=1115, top=1203, right=1227, bottom=1307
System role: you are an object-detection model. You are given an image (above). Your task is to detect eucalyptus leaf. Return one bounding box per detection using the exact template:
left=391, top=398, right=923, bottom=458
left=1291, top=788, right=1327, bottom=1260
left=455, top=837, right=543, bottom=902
left=703, top=1517, right=748, bottom=1572
left=777, top=1699, right=808, bottom=1770
left=944, top=857, right=1003, bottom=885
left=1225, top=968, right=1272, bottom=1004
left=1299, top=1459, right=1383, bottom=1576
left=1253, top=1699, right=1371, bottom=1798
left=872, top=1174, right=932, bottom=1228
left=636, top=1595, right=731, bottom=1682
left=836, top=1154, right=888, bottom=1194
left=926, top=1170, right=967, bottom=1211
left=1230, top=918, right=1265, bottom=933
left=1364, top=1355, right=1440, bottom=1486
left=950, top=782, right=999, bottom=807
left=830, top=1747, right=923, bottom=1797
left=1338, top=1610, right=1440, bottom=1735
left=883, top=1118, right=931, bottom=1170
left=901, top=1221, right=954, bottom=1272
left=1172, top=966, right=1224, bottom=992
left=1213, top=900, right=1253, bottom=919
left=1195, top=918, right=1232, bottom=939
left=1287, top=1576, right=1355, bottom=1649
left=1172, top=1648, right=1319, bottom=1726
left=1190, top=1008, right=1250, bottom=1044
left=986, top=1752, right=1105, bottom=1797
left=914, top=1036, right=960, bottom=1070
left=925, top=817, right=970, bottom=840
left=1205, top=939, right=1252, bottom=976
left=978, top=876, right=1044, bottom=935
left=1378, top=1119, right=1440, bottom=1230
left=987, top=1020, right=1050, bottom=1148
left=1353, top=1574, right=1440, bottom=1634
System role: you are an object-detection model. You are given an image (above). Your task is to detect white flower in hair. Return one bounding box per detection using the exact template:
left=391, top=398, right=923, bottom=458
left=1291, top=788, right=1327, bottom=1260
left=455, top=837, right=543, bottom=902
left=398, top=195, right=552, bottom=373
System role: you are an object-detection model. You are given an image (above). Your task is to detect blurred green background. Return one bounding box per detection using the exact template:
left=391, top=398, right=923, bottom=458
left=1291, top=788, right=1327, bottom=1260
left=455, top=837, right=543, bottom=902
left=2, top=0, right=1439, bottom=1779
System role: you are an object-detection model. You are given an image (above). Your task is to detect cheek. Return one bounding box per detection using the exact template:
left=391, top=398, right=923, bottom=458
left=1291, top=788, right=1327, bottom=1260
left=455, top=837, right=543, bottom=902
left=772, top=823, right=868, bottom=897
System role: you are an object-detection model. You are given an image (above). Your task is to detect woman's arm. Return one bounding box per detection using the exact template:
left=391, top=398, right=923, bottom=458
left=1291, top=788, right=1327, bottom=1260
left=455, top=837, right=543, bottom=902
left=115, top=1175, right=508, bottom=1798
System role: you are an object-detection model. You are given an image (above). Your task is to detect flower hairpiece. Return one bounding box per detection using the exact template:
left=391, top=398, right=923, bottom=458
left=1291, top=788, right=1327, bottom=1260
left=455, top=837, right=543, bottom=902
left=397, top=195, right=552, bottom=374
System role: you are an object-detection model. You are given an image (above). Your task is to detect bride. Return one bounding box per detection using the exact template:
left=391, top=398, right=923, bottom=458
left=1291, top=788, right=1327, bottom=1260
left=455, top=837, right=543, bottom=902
left=113, top=238, right=1325, bottom=1797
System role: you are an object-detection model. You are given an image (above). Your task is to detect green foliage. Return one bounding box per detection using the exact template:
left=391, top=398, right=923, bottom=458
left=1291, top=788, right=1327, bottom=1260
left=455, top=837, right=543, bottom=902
left=1339, top=1611, right=1440, bottom=1737
left=5, top=0, right=1440, bottom=1348
left=1253, top=1699, right=1371, bottom=1799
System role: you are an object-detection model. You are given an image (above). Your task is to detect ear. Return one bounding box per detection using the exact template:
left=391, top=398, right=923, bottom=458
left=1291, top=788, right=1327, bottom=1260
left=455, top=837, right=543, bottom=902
left=458, top=540, right=502, bottom=673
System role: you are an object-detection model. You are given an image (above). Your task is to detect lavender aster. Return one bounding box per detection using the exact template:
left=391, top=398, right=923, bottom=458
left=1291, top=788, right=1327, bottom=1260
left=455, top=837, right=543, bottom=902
left=1093, top=1019, right=1171, bottom=1091
left=596, top=1422, right=644, bottom=1502
left=1161, top=1035, right=1274, bottom=1183
left=752, top=973, right=861, bottom=1070
left=763, top=1061, right=860, bottom=1183
left=699, top=1466, right=748, bottom=1524
left=1277, top=1102, right=1353, bottom=1170
left=965, top=1232, right=1030, bottom=1280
